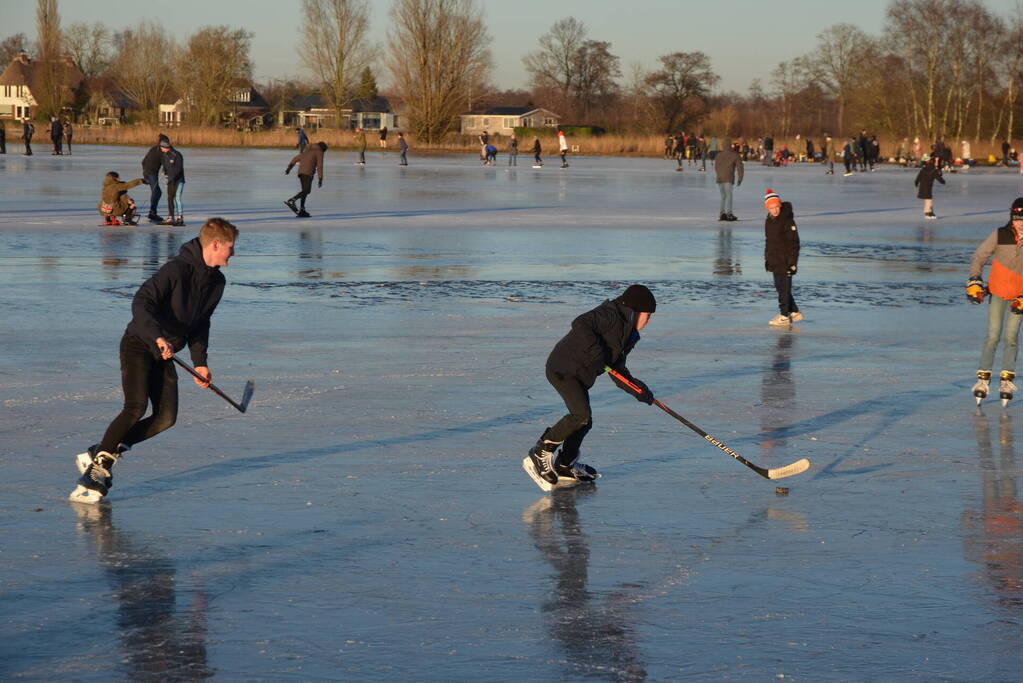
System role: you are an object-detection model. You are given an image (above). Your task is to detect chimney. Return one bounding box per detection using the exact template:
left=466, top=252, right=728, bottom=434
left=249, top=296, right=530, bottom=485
left=16, top=51, right=31, bottom=65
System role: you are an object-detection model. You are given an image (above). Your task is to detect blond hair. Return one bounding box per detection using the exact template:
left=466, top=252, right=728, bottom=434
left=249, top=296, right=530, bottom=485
left=198, top=217, right=239, bottom=247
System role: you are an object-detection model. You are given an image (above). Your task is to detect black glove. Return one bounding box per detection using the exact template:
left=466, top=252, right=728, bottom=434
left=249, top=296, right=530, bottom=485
left=611, top=372, right=654, bottom=405
left=284, top=167, right=291, bottom=175
left=318, top=177, right=323, bottom=188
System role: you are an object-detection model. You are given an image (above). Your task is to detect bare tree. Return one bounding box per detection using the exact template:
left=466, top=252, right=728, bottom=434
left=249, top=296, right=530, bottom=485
left=0, top=33, right=30, bottom=66
left=299, top=0, right=374, bottom=128
left=645, top=51, right=719, bottom=133
left=63, top=21, right=111, bottom=79
left=386, top=0, right=491, bottom=144
left=523, top=17, right=586, bottom=117
left=111, top=22, right=176, bottom=123
left=34, top=0, right=64, bottom=119
left=572, top=40, right=621, bottom=122
left=800, top=24, right=870, bottom=136
left=176, top=26, right=253, bottom=125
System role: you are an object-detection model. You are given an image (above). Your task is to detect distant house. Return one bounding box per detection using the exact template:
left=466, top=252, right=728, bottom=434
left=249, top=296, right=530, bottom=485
left=158, top=89, right=186, bottom=125
left=84, top=76, right=140, bottom=124
left=0, top=51, right=84, bottom=120
left=280, top=93, right=397, bottom=130
left=159, top=80, right=271, bottom=128
left=459, top=107, right=560, bottom=136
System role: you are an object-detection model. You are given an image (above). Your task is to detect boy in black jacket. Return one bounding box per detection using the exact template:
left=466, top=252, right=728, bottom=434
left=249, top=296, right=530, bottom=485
left=70, top=218, right=239, bottom=504
left=764, top=189, right=802, bottom=326
left=524, top=285, right=657, bottom=491
left=141, top=134, right=169, bottom=222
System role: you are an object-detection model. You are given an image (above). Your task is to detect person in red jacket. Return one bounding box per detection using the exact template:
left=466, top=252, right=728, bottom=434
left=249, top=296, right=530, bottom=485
left=763, top=189, right=803, bottom=326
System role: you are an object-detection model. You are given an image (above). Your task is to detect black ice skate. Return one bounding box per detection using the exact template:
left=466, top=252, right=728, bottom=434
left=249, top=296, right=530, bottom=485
left=1000, top=371, right=1017, bottom=407
left=555, top=453, right=600, bottom=485
left=973, top=370, right=992, bottom=404
left=285, top=199, right=299, bottom=215
left=69, top=449, right=119, bottom=504
left=523, top=437, right=561, bottom=491
left=297, top=210, right=311, bottom=218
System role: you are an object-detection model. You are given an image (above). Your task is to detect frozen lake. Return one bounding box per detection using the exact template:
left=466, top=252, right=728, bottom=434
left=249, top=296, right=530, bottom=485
left=2, top=146, right=1023, bottom=680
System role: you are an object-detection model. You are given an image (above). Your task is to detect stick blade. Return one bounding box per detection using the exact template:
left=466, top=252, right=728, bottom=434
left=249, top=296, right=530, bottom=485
left=239, top=381, right=255, bottom=413
left=767, top=458, right=811, bottom=480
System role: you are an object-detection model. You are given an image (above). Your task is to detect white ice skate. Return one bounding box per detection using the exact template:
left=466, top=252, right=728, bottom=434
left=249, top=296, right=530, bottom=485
left=973, top=370, right=992, bottom=404
left=1000, top=371, right=1017, bottom=407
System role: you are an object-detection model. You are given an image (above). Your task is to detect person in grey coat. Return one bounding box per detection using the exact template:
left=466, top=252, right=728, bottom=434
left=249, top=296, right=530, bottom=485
left=715, top=141, right=744, bottom=221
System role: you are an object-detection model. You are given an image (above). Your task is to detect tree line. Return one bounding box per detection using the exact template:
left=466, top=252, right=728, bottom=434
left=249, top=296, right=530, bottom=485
left=3, top=0, right=1021, bottom=144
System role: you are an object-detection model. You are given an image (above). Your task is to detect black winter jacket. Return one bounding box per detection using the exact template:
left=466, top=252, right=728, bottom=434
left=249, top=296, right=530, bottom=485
left=914, top=165, right=944, bottom=199
left=161, top=148, right=185, bottom=184
left=141, top=145, right=163, bottom=175
left=546, top=298, right=640, bottom=388
left=125, top=238, right=226, bottom=365
left=764, top=202, right=800, bottom=273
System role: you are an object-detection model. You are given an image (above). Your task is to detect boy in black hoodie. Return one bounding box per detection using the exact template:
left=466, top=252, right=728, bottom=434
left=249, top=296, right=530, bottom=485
left=141, top=134, right=169, bottom=222
left=764, top=189, right=802, bottom=326
left=524, top=285, right=657, bottom=491
left=70, top=218, right=239, bottom=504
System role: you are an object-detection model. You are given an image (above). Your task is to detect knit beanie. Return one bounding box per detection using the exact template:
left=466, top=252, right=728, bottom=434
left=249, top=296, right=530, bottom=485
left=620, top=284, right=656, bottom=313
left=764, top=188, right=781, bottom=210
left=1012, top=197, right=1023, bottom=221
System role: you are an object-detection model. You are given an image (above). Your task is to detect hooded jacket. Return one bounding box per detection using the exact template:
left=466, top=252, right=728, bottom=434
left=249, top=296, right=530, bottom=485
left=125, top=238, right=226, bottom=365
left=98, top=176, right=144, bottom=216
left=914, top=164, right=944, bottom=199
left=288, top=144, right=325, bottom=180
left=142, top=135, right=169, bottom=175
left=161, top=147, right=185, bottom=184
left=764, top=201, right=800, bottom=273
left=546, top=298, right=641, bottom=387
left=715, top=147, right=744, bottom=184
left=970, top=223, right=1023, bottom=301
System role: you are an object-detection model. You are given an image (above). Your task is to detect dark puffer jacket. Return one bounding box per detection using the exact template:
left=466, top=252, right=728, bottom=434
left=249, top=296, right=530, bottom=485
left=546, top=298, right=641, bottom=387
left=914, top=164, right=944, bottom=199
left=125, top=238, right=226, bottom=366
left=764, top=201, right=800, bottom=273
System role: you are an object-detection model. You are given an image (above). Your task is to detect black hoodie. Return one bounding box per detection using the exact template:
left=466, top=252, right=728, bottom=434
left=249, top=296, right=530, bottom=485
left=764, top=201, right=800, bottom=273
left=546, top=298, right=641, bottom=387
left=142, top=135, right=170, bottom=175
left=125, top=238, right=226, bottom=365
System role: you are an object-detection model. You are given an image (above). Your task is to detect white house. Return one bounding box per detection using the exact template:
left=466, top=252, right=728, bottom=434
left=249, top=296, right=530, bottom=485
left=459, top=107, right=560, bottom=136
left=280, top=93, right=398, bottom=130
left=0, top=51, right=84, bottom=121
left=159, top=80, right=271, bottom=127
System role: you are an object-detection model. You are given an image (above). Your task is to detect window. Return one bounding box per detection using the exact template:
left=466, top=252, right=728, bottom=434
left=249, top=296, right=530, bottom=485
left=503, top=118, right=515, bottom=129
left=543, top=117, right=556, bottom=126
left=481, top=118, right=489, bottom=127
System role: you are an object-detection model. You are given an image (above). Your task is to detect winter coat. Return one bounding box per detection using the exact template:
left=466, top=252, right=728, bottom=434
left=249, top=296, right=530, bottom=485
left=399, top=136, right=408, bottom=152
left=532, top=140, right=541, bottom=154
left=379, top=127, right=388, bottom=141
left=297, top=129, right=309, bottom=147
left=141, top=142, right=165, bottom=175
left=356, top=130, right=366, bottom=149
left=764, top=202, right=800, bottom=274
left=125, top=237, right=226, bottom=365
left=22, top=121, right=34, bottom=141
left=63, top=122, right=73, bottom=139
left=714, top=147, right=744, bottom=185
left=98, top=176, right=144, bottom=216
left=161, top=148, right=185, bottom=184
left=970, top=223, right=1023, bottom=300
left=558, top=134, right=568, bottom=152
left=914, top=165, right=944, bottom=199
left=50, top=120, right=62, bottom=140
left=288, top=146, right=325, bottom=180
left=509, top=138, right=518, bottom=152
left=546, top=298, right=642, bottom=388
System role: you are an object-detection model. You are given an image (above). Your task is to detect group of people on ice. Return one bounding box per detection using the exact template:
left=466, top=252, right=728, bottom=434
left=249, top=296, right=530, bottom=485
left=98, top=134, right=185, bottom=226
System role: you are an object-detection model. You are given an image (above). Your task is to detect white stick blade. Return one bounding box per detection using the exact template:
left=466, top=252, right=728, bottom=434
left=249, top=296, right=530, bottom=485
left=767, top=458, right=811, bottom=480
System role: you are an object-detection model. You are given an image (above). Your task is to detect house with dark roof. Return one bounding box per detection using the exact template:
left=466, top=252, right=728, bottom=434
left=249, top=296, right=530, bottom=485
left=279, top=93, right=397, bottom=130
left=83, top=76, right=141, bottom=124
left=158, top=80, right=271, bottom=128
left=459, top=106, right=560, bottom=136
left=0, top=51, right=84, bottom=120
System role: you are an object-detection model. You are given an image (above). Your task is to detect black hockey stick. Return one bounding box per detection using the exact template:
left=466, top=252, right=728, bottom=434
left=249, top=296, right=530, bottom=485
left=605, top=367, right=810, bottom=480
left=172, top=357, right=254, bottom=413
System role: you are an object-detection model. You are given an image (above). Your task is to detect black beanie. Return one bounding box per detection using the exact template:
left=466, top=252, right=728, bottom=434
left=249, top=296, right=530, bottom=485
left=1012, top=197, right=1023, bottom=221
left=620, top=284, right=656, bottom=313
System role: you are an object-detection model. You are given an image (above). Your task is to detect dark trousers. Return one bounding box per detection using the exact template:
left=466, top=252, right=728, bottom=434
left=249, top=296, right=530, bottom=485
left=399, top=149, right=407, bottom=165
left=544, top=368, right=593, bottom=464
left=144, top=173, right=162, bottom=216
left=290, top=174, right=313, bottom=209
left=773, top=271, right=798, bottom=316
left=24, top=138, right=32, bottom=155
left=52, top=136, right=62, bottom=154
left=65, top=135, right=72, bottom=155
left=359, top=147, right=366, bottom=163
left=534, top=153, right=542, bottom=165
left=99, top=334, right=178, bottom=453
left=844, top=158, right=853, bottom=173
left=0, top=134, right=5, bottom=153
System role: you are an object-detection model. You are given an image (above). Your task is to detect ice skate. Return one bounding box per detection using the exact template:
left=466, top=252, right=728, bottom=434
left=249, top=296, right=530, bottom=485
left=68, top=450, right=119, bottom=504
left=973, top=370, right=992, bottom=404
left=789, top=311, right=804, bottom=322
left=925, top=212, right=937, bottom=220
left=148, top=213, right=163, bottom=224
left=1000, top=371, right=1016, bottom=407
left=523, top=437, right=561, bottom=491
left=161, top=216, right=175, bottom=225
left=297, top=210, right=311, bottom=218
left=726, top=213, right=738, bottom=222
left=173, top=215, right=185, bottom=227
left=555, top=453, right=600, bottom=484
left=284, top=198, right=299, bottom=215
left=768, top=313, right=791, bottom=326
left=718, top=213, right=729, bottom=222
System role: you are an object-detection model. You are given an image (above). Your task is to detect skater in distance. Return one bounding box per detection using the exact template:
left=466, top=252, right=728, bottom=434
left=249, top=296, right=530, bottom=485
left=968, top=198, right=1023, bottom=406
left=285, top=140, right=327, bottom=217
left=915, top=156, right=945, bottom=220
left=70, top=218, right=239, bottom=504
left=763, top=189, right=803, bottom=326
left=716, top=141, right=744, bottom=222
left=524, top=284, right=657, bottom=491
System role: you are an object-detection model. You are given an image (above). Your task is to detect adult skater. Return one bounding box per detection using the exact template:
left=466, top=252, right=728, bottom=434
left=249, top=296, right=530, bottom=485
left=160, top=138, right=186, bottom=226
left=914, top=156, right=944, bottom=219
left=822, top=135, right=834, bottom=174
left=698, top=135, right=709, bottom=171
left=398, top=132, right=408, bottom=165
left=508, top=133, right=518, bottom=166
left=842, top=139, right=855, bottom=176
left=69, top=218, right=239, bottom=504
left=63, top=118, right=73, bottom=156
left=141, top=134, right=168, bottom=222
left=49, top=117, right=63, bottom=155
left=763, top=189, right=803, bottom=326
left=857, top=129, right=869, bottom=171
left=355, top=127, right=366, bottom=165
left=532, top=137, right=542, bottom=167
left=285, top=140, right=327, bottom=217
left=558, top=130, right=569, bottom=168
left=524, top=284, right=657, bottom=491
left=296, top=127, right=308, bottom=153
left=1002, top=140, right=1011, bottom=166
left=967, top=198, right=1023, bottom=405
left=715, top=141, right=744, bottom=222
left=379, top=125, right=388, bottom=148
left=0, top=121, right=5, bottom=153
left=98, top=171, right=145, bottom=226
left=22, top=117, right=34, bottom=156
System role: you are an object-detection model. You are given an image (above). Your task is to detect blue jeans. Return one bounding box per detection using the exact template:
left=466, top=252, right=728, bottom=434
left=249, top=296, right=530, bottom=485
left=718, top=182, right=733, bottom=215
left=143, top=173, right=162, bottom=216
left=980, top=296, right=1023, bottom=373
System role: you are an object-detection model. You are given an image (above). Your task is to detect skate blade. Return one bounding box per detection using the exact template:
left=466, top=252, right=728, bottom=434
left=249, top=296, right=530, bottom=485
left=555, top=476, right=582, bottom=489
left=1002, top=398, right=1010, bottom=407
left=68, top=484, right=104, bottom=504
left=521, top=457, right=554, bottom=492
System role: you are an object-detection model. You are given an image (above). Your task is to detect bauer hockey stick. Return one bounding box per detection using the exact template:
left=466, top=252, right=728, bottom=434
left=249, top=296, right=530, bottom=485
left=605, top=366, right=810, bottom=480
left=172, top=357, right=255, bottom=414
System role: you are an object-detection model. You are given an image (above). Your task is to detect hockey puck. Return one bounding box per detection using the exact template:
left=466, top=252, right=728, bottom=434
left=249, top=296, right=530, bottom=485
left=774, top=487, right=789, bottom=496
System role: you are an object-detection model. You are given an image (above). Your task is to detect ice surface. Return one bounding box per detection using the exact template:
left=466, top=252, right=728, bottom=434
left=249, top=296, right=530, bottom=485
left=2, top=146, right=1023, bottom=679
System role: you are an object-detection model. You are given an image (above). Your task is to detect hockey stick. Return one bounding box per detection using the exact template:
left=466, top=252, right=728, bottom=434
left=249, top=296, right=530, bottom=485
left=605, top=367, right=810, bottom=480
left=172, top=356, right=254, bottom=414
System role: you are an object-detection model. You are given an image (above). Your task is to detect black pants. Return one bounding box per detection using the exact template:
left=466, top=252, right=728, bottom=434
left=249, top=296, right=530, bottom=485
left=65, top=135, right=72, bottom=154
left=290, top=174, right=313, bottom=209
left=543, top=368, right=593, bottom=464
left=99, top=334, right=178, bottom=453
left=0, top=134, right=5, bottom=153
left=166, top=181, right=182, bottom=217
left=143, top=173, right=162, bottom=216
left=773, top=271, right=798, bottom=316
left=844, top=158, right=852, bottom=173
left=24, top=138, right=32, bottom=155
left=52, top=136, right=62, bottom=154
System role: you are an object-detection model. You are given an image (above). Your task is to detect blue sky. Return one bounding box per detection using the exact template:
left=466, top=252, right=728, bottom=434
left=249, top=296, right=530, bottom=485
left=3, top=0, right=1020, bottom=92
